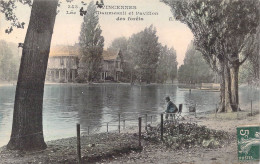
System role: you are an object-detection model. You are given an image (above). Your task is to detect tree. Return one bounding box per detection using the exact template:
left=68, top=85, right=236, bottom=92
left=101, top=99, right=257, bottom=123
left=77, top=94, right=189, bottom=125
left=167, top=47, right=178, bottom=83
left=162, top=0, right=259, bottom=112
left=0, top=40, right=20, bottom=81
left=178, top=41, right=214, bottom=84
left=156, top=45, right=168, bottom=83
left=128, top=25, right=160, bottom=84
left=4, top=0, right=59, bottom=150
left=78, top=1, right=104, bottom=82
left=109, top=37, right=128, bottom=53
left=156, top=45, right=177, bottom=83
left=0, top=0, right=29, bottom=33
left=239, top=25, right=260, bottom=85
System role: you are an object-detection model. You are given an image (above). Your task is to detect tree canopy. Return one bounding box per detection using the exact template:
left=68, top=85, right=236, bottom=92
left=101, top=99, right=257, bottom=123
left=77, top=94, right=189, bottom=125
left=0, top=40, right=20, bottom=81
left=156, top=45, right=178, bottom=83
left=78, top=1, right=104, bottom=82
left=128, top=25, right=161, bottom=83
left=178, top=41, right=214, bottom=84
left=162, top=0, right=260, bottom=112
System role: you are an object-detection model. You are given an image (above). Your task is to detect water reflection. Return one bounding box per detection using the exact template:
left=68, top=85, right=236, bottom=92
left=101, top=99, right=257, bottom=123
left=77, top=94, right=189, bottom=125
left=0, top=84, right=259, bottom=147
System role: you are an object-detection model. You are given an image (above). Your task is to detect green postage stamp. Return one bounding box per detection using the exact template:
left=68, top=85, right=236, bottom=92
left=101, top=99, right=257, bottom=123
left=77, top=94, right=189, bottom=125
left=237, top=125, right=260, bottom=161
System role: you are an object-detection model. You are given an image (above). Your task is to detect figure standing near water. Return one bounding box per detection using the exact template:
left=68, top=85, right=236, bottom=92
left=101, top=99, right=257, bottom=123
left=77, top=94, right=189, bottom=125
left=165, top=96, right=178, bottom=119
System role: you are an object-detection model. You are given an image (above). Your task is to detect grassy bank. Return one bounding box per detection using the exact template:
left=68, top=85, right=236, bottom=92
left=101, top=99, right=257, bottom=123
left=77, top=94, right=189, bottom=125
left=0, top=111, right=259, bottom=164
left=0, top=133, right=141, bottom=164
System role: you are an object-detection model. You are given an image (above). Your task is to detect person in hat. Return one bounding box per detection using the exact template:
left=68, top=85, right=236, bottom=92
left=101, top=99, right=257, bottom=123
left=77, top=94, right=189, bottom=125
left=165, top=96, right=178, bottom=119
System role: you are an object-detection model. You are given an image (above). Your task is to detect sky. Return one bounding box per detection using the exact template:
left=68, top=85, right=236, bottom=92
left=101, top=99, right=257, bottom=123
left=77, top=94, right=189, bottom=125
left=0, top=0, right=194, bottom=65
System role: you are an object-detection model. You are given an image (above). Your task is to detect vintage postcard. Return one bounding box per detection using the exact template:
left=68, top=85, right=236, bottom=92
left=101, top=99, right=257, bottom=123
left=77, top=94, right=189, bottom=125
left=0, top=0, right=259, bottom=163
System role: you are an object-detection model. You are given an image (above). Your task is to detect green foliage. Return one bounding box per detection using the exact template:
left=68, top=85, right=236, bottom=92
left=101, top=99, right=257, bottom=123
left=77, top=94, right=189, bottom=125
left=178, top=41, right=214, bottom=84
left=78, top=1, right=104, bottom=82
left=162, top=0, right=260, bottom=72
left=144, top=122, right=232, bottom=149
left=0, top=0, right=31, bottom=33
left=239, top=25, right=260, bottom=85
left=0, top=40, right=20, bottom=81
left=128, top=25, right=160, bottom=83
left=109, top=37, right=128, bottom=53
left=156, top=45, right=178, bottom=83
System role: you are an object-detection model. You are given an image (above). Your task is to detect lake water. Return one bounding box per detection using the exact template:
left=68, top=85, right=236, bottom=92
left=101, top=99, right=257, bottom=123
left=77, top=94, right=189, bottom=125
left=0, top=83, right=259, bottom=147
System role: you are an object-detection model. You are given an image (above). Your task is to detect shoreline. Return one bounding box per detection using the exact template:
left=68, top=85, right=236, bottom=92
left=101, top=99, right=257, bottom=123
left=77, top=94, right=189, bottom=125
left=0, top=112, right=259, bottom=164
left=1, top=81, right=259, bottom=86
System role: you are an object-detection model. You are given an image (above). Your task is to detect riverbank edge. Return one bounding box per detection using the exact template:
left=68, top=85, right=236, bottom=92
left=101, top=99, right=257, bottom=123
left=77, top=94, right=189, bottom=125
left=0, top=132, right=142, bottom=164
left=1, top=112, right=259, bottom=164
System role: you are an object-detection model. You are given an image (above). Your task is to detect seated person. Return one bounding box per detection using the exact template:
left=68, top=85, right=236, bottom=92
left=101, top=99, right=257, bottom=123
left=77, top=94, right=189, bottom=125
left=165, top=96, right=178, bottom=119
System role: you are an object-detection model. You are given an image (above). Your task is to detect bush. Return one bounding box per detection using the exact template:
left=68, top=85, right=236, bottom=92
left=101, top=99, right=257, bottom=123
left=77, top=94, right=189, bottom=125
left=143, top=122, right=233, bottom=149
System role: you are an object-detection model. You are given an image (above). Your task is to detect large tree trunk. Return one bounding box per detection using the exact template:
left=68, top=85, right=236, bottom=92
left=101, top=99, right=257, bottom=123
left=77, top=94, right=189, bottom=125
left=7, top=0, right=58, bottom=151
left=224, top=62, right=234, bottom=112
left=230, top=60, right=240, bottom=111
left=218, top=62, right=225, bottom=112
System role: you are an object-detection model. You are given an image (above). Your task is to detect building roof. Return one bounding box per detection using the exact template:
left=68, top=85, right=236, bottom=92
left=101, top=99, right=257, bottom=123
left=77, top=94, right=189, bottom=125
left=49, top=45, right=121, bottom=61
left=49, top=45, right=79, bottom=57
left=102, top=49, right=120, bottom=61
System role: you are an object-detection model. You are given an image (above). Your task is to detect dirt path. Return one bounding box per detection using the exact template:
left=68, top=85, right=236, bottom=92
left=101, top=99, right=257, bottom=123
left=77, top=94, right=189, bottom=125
left=99, top=112, right=260, bottom=164
left=0, top=111, right=259, bottom=164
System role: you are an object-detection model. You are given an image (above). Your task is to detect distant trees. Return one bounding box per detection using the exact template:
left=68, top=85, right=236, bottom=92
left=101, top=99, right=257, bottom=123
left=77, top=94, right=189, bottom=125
left=178, top=41, right=214, bottom=84
left=0, top=40, right=20, bottom=81
left=109, top=37, right=128, bottom=53
left=162, top=0, right=259, bottom=112
left=110, top=26, right=178, bottom=84
left=128, top=25, right=161, bottom=84
left=156, top=45, right=177, bottom=83
left=78, top=1, right=104, bottom=82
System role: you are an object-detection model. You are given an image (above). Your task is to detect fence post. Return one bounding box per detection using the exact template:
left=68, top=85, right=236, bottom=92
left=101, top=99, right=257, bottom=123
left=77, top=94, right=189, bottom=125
left=177, top=121, right=180, bottom=138
left=237, top=106, right=239, bottom=119
left=161, top=113, right=164, bottom=141
left=145, top=114, right=148, bottom=131
left=251, top=100, right=253, bottom=116
left=118, top=114, right=121, bottom=133
left=107, top=122, right=109, bottom=133
left=138, top=117, right=142, bottom=147
left=123, top=120, right=125, bottom=129
left=215, top=104, right=217, bottom=118
left=87, top=126, right=90, bottom=135
left=195, top=104, right=197, bottom=118
left=77, top=124, right=81, bottom=164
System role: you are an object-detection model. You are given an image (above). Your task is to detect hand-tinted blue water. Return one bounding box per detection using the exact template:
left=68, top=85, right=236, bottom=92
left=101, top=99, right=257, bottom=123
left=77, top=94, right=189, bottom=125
left=0, top=84, right=259, bottom=147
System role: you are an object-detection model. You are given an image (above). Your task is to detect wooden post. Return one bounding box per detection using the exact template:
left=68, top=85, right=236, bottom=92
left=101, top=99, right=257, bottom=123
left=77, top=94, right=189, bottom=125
left=177, top=121, right=180, bottom=138
left=161, top=113, right=164, bottom=141
left=195, top=104, right=197, bottom=118
left=138, top=117, right=142, bottom=147
left=251, top=100, right=253, bottom=116
left=237, top=104, right=239, bottom=119
left=107, top=122, right=109, bottom=133
left=189, top=81, right=192, bottom=94
left=87, top=126, right=90, bottom=135
left=118, top=114, right=121, bottom=133
left=77, top=124, right=81, bottom=164
left=150, top=116, right=153, bottom=124
left=215, top=104, right=217, bottom=118
left=145, top=114, right=148, bottom=131
left=123, top=120, right=125, bottom=129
